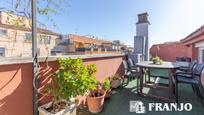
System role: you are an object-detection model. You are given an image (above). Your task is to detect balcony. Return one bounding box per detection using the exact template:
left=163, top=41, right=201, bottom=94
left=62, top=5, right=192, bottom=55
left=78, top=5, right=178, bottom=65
left=75, top=48, right=91, bottom=52
left=0, top=54, right=204, bottom=115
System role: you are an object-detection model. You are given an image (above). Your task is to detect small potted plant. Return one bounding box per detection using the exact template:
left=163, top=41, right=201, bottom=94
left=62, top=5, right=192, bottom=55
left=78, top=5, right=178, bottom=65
left=111, top=74, right=122, bottom=88
left=103, top=78, right=111, bottom=99
left=152, top=56, right=163, bottom=65
left=38, top=58, right=97, bottom=115
left=86, top=64, right=106, bottom=113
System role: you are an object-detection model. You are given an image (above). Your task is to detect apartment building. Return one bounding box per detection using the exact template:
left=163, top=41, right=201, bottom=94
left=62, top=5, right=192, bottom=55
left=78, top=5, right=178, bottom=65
left=0, top=11, right=60, bottom=57
left=51, top=37, right=75, bottom=55
left=65, top=34, right=122, bottom=54
left=112, top=40, right=126, bottom=51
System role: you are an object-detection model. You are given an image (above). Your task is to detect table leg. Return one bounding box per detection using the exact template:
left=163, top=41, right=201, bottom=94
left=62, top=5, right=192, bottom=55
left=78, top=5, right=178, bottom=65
left=168, top=69, right=174, bottom=101
left=147, top=69, right=150, bottom=83
left=136, top=76, right=139, bottom=93
left=139, top=67, right=144, bottom=94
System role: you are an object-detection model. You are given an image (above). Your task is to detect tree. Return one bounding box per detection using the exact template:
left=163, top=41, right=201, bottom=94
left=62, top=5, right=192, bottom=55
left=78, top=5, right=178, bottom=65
left=0, top=0, right=69, bottom=28
left=0, top=0, right=68, bottom=57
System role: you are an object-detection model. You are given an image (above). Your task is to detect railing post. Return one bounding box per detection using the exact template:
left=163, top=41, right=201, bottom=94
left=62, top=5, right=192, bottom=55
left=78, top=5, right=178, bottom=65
left=31, top=0, right=38, bottom=115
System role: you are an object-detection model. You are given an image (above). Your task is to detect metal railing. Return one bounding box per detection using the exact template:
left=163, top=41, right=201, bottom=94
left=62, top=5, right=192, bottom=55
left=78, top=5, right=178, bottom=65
left=76, top=48, right=91, bottom=52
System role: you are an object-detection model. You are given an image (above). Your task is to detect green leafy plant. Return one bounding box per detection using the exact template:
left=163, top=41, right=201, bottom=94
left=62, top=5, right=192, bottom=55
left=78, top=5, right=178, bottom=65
left=103, top=78, right=111, bottom=92
left=86, top=64, right=107, bottom=98
left=152, top=56, right=163, bottom=64
left=46, top=58, right=97, bottom=104
left=87, top=64, right=97, bottom=77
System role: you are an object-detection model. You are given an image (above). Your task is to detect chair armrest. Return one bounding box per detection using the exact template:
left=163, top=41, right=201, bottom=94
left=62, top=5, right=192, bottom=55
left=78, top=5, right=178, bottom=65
left=178, top=66, right=189, bottom=71
left=175, top=71, right=192, bottom=78
left=175, top=71, right=192, bottom=75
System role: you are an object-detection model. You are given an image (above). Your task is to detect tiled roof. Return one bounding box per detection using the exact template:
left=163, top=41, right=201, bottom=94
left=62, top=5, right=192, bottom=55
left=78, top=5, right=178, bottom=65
left=180, top=25, right=204, bottom=43
left=0, top=23, right=60, bottom=36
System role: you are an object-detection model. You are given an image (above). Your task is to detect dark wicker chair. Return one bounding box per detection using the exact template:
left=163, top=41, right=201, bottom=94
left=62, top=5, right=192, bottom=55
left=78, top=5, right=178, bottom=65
left=176, top=60, right=197, bottom=74
left=122, top=60, right=141, bottom=91
left=174, top=63, right=204, bottom=104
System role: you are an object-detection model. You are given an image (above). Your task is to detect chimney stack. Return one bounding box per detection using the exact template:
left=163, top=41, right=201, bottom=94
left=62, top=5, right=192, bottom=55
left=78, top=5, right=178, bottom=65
left=137, top=12, right=149, bottom=24
left=133, top=12, right=150, bottom=61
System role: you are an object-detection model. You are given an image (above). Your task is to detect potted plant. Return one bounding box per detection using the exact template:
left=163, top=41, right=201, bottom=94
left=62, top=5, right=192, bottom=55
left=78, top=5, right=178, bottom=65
left=86, top=64, right=106, bottom=113
left=111, top=74, right=122, bottom=88
left=152, top=56, right=163, bottom=65
left=103, top=78, right=111, bottom=99
left=38, top=58, right=96, bottom=115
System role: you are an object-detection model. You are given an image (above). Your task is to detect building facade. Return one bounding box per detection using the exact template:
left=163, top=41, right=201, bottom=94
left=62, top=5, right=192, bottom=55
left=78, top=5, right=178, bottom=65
left=0, top=11, right=60, bottom=57
left=0, top=11, right=127, bottom=57
left=112, top=40, right=126, bottom=51
left=65, top=34, right=125, bottom=54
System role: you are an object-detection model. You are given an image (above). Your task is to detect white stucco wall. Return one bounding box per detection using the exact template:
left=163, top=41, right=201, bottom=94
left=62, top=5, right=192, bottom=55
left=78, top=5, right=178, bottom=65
left=0, top=27, right=58, bottom=57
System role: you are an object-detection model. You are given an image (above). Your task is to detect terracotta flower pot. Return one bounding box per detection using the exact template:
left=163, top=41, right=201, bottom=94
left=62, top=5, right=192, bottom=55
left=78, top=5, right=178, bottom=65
left=87, top=90, right=105, bottom=113
left=105, top=90, right=111, bottom=100
left=111, top=79, right=122, bottom=88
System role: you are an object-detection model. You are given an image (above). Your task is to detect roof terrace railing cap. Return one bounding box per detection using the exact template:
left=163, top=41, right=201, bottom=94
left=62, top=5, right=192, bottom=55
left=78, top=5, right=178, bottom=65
left=0, top=54, right=125, bottom=66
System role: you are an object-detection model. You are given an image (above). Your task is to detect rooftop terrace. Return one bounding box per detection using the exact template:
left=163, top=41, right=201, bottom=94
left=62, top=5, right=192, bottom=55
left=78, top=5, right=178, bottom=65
left=1, top=54, right=204, bottom=115
left=78, top=79, right=204, bottom=115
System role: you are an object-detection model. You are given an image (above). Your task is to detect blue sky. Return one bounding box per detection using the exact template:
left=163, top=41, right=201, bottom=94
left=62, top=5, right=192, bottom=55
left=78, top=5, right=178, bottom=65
left=1, top=0, right=204, bottom=47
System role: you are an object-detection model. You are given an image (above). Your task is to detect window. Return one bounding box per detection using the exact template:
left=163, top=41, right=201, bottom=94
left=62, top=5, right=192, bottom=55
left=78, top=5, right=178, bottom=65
left=44, top=36, right=51, bottom=44
left=39, top=35, right=51, bottom=44
left=24, top=33, right=32, bottom=41
left=55, top=38, right=61, bottom=45
left=0, top=29, right=7, bottom=36
left=0, top=47, right=5, bottom=57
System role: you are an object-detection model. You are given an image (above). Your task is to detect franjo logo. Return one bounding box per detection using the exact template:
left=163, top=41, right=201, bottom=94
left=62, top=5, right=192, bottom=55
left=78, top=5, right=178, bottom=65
left=130, top=101, right=146, bottom=113
left=149, top=103, right=192, bottom=112
left=129, top=100, right=192, bottom=113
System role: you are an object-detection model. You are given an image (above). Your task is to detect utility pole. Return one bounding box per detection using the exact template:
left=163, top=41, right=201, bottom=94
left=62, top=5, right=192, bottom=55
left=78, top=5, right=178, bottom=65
left=31, top=0, right=38, bottom=115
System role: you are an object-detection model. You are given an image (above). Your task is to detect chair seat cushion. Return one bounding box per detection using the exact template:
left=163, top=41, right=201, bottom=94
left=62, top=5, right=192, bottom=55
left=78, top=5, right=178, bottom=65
left=178, top=67, right=189, bottom=72
left=125, top=71, right=141, bottom=78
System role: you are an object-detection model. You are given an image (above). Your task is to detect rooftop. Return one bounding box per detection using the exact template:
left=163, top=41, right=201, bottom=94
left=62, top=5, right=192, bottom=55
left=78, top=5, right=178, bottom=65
left=0, top=23, right=60, bottom=36
left=181, top=25, right=204, bottom=43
